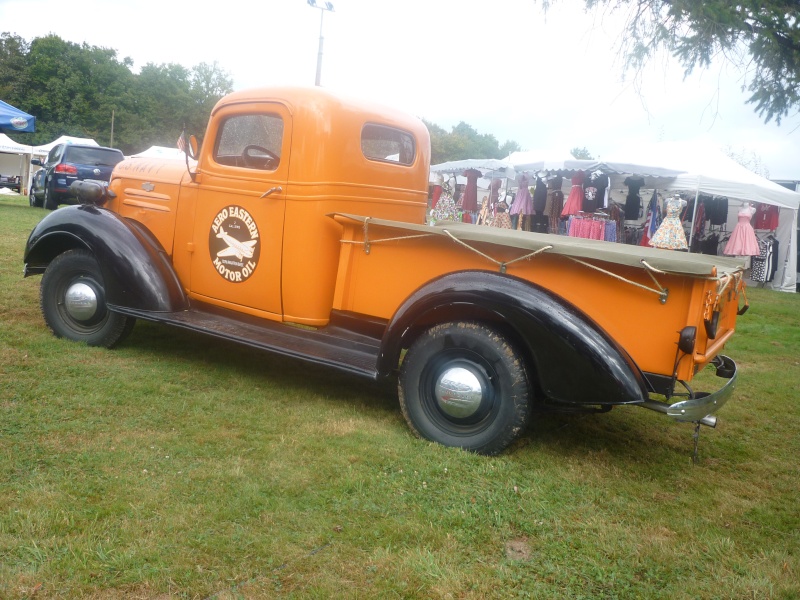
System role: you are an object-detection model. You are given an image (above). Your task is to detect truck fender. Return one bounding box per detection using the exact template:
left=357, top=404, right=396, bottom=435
left=23, top=205, right=187, bottom=313
left=379, top=270, right=648, bottom=405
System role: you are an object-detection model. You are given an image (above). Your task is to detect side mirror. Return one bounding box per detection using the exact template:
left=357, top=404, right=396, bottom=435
left=188, top=135, right=199, bottom=160
left=31, top=158, right=42, bottom=167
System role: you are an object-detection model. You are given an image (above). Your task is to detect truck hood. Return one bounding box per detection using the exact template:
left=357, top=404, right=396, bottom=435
left=113, top=157, right=192, bottom=186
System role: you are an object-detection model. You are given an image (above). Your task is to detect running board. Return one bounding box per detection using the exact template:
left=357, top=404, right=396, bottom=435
left=110, top=304, right=384, bottom=379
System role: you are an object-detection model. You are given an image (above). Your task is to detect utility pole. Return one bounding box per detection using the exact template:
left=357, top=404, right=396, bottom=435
left=307, top=0, right=334, bottom=86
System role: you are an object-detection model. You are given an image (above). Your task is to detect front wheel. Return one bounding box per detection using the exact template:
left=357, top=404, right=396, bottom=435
left=398, top=322, right=531, bottom=455
left=40, top=249, right=135, bottom=347
left=29, top=187, right=41, bottom=208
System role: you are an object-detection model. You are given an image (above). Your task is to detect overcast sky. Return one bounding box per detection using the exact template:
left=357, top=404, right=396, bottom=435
left=3, top=0, right=799, bottom=178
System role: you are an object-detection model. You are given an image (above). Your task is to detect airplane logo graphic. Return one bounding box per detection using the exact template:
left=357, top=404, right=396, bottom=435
left=215, top=227, right=257, bottom=260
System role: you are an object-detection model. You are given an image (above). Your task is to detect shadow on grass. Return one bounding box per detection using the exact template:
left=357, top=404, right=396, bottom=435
left=112, top=319, right=702, bottom=465
left=118, top=319, right=400, bottom=411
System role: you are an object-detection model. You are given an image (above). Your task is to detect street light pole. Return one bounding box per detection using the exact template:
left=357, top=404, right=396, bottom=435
left=307, top=0, right=334, bottom=86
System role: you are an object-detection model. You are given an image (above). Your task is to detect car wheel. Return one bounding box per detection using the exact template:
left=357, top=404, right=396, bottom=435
left=398, top=321, right=531, bottom=455
left=29, top=186, right=38, bottom=207
left=43, top=183, right=58, bottom=210
left=40, top=249, right=135, bottom=348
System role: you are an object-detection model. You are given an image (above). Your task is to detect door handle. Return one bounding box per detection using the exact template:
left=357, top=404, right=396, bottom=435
left=260, top=186, right=282, bottom=198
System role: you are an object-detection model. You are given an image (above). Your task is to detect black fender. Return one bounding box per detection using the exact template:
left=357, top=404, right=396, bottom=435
left=378, top=270, right=648, bottom=405
left=23, top=205, right=187, bottom=312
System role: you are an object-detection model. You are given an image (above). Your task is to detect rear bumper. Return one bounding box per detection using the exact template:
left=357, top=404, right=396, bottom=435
left=640, top=355, right=737, bottom=426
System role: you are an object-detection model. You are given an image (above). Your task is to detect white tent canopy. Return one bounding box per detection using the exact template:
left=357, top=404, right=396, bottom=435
left=131, top=145, right=186, bottom=160
left=0, top=133, right=31, bottom=154
left=429, top=157, right=513, bottom=176
left=31, top=135, right=99, bottom=157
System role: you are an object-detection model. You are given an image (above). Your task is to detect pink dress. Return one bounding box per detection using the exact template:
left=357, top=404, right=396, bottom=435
left=560, top=170, right=585, bottom=217
left=724, top=205, right=760, bottom=256
left=510, top=173, right=533, bottom=216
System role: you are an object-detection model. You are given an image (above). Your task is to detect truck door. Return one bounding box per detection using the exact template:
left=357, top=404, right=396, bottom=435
left=189, top=102, right=292, bottom=317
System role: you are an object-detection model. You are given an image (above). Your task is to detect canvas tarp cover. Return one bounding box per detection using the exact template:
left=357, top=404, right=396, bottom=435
left=333, top=213, right=746, bottom=277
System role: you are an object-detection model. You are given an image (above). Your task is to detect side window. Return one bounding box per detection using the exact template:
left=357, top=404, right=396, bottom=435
left=361, top=124, right=416, bottom=166
left=214, top=113, right=284, bottom=171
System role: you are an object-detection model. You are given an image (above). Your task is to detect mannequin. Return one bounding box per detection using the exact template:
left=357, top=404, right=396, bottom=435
left=724, top=202, right=760, bottom=256
left=560, top=169, right=585, bottom=217
left=649, top=194, right=688, bottom=250
left=431, top=173, right=444, bottom=209
left=429, top=176, right=459, bottom=224
left=492, top=199, right=513, bottom=229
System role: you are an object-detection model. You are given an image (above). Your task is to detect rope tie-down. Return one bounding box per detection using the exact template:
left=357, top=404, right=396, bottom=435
left=339, top=217, right=435, bottom=255
left=441, top=230, right=552, bottom=273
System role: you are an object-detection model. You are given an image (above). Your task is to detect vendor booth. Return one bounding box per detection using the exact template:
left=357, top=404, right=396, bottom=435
left=430, top=142, right=799, bottom=292
left=0, top=133, right=32, bottom=195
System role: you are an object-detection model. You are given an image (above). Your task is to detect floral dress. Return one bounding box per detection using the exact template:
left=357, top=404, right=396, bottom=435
left=649, top=198, right=688, bottom=250
left=429, top=186, right=459, bottom=223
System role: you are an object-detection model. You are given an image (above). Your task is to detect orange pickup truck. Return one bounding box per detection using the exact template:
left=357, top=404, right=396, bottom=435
left=23, top=87, right=747, bottom=455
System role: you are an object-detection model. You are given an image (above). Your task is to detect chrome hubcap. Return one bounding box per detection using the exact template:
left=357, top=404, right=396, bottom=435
left=64, top=282, right=98, bottom=321
left=434, top=366, right=485, bottom=418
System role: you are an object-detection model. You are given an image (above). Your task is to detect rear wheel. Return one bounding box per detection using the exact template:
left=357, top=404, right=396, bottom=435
left=43, top=183, right=58, bottom=210
left=398, top=321, right=531, bottom=455
left=40, top=249, right=135, bottom=348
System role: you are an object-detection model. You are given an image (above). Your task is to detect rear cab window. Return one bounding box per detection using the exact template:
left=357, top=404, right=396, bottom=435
left=361, top=123, right=416, bottom=166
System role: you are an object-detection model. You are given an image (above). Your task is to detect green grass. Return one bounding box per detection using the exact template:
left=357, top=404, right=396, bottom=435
left=1, top=193, right=799, bottom=599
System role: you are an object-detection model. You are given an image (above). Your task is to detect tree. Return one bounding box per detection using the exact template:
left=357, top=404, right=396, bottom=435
left=544, top=1, right=800, bottom=124
left=724, top=145, right=770, bottom=179
left=0, top=34, right=233, bottom=154
left=570, top=146, right=594, bottom=159
left=424, top=119, right=521, bottom=164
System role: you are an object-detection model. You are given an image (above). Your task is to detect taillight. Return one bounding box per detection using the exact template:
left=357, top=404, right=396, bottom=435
left=54, top=163, right=78, bottom=175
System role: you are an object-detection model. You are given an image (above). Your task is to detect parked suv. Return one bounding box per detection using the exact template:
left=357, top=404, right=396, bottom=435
left=32, top=144, right=125, bottom=210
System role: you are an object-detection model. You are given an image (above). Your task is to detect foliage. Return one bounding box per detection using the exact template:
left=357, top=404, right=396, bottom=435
left=0, top=33, right=233, bottom=154
left=570, top=146, right=594, bottom=159
left=425, top=119, right=521, bottom=164
left=2, top=32, right=515, bottom=163
left=543, top=1, right=800, bottom=124
left=723, top=145, right=770, bottom=179
left=1, top=192, right=799, bottom=598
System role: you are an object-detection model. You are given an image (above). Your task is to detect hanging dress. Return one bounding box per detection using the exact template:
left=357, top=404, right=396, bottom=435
left=560, top=170, right=585, bottom=217
left=724, top=204, right=760, bottom=256
left=461, top=168, right=481, bottom=212
left=509, top=172, right=533, bottom=216
left=649, top=197, right=688, bottom=250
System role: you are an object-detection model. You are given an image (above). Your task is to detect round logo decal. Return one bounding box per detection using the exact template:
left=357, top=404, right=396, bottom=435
left=10, top=117, right=28, bottom=130
left=209, top=205, right=261, bottom=282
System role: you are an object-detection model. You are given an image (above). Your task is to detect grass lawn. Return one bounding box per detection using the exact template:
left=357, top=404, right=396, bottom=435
left=1, top=193, right=798, bottom=599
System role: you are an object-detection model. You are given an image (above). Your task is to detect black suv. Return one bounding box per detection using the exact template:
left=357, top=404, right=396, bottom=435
left=31, top=143, right=125, bottom=210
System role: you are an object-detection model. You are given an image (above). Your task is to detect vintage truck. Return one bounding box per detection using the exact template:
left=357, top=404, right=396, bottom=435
left=23, top=86, right=747, bottom=455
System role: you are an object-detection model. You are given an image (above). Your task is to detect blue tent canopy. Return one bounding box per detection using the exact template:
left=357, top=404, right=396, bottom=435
left=0, top=99, right=35, bottom=133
